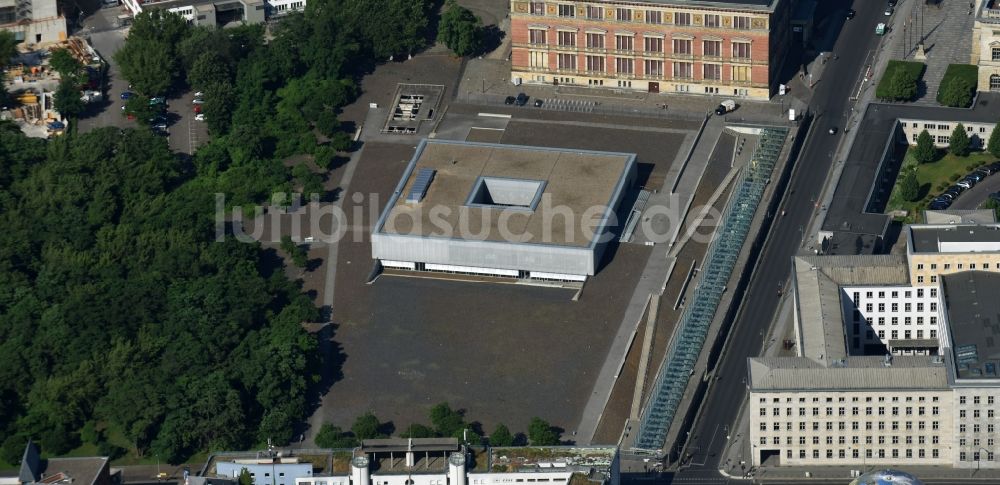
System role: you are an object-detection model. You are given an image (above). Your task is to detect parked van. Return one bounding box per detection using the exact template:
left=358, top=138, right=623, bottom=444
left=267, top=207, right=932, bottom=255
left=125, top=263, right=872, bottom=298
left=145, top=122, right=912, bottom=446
left=715, top=99, right=737, bottom=115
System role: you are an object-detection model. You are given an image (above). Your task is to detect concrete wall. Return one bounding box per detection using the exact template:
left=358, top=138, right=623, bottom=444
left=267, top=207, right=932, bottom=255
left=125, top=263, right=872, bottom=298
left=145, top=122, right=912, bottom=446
left=1, top=14, right=65, bottom=44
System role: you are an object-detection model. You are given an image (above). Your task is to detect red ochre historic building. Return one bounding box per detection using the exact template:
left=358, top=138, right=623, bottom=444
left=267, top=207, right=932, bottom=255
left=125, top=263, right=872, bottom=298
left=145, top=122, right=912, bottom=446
left=510, top=0, right=790, bottom=100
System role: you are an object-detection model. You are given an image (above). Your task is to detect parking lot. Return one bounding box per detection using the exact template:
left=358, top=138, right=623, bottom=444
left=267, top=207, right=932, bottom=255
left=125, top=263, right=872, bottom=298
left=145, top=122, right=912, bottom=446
left=77, top=6, right=208, bottom=153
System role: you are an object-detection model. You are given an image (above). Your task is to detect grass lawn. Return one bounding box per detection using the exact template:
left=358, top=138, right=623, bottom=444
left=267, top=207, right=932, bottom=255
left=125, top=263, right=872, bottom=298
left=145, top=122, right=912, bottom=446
left=886, top=147, right=998, bottom=222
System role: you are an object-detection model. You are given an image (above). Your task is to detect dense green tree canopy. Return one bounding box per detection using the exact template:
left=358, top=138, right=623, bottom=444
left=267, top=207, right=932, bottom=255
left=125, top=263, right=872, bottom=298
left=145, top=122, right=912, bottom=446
left=0, top=125, right=319, bottom=464
left=439, top=0, right=483, bottom=57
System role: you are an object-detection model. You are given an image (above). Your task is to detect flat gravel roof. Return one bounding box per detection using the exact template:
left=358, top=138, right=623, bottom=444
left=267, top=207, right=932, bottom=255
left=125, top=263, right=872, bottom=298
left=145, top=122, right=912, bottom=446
left=942, top=271, right=1000, bottom=380
left=376, top=140, right=635, bottom=248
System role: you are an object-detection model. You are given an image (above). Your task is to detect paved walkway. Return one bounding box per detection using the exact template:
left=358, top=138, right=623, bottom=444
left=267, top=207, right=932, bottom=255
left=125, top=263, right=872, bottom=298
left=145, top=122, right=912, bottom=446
left=893, top=0, right=976, bottom=105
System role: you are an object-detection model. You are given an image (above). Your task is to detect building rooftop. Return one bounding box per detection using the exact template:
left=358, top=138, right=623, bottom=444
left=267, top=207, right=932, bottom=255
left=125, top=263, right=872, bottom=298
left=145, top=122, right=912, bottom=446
left=749, top=355, right=948, bottom=391
left=640, top=0, right=778, bottom=9
left=488, top=447, right=616, bottom=474
left=793, top=255, right=909, bottom=366
left=941, top=271, right=1000, bottom=380
left=375, top=140, right=636, bottom=248
left=923, top=209, right=998, bottom=225
left=908, top=224, right=1000, bottom=253
left=35, top=458, right=109, bottom=485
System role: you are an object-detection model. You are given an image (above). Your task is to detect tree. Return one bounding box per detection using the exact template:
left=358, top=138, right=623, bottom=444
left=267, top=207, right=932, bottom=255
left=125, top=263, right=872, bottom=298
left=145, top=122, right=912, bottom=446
left=0, top=30, right=16, bottom=68
left=238, top=468, right=252, bottom=485
left=438, top=0, right=483, bottom=57
left=49, top=49, right=82, bottom=78
left=950, top=123, right=970, bottom=156
left=490, top=423, right=514, bottom=447
left=430, top=402, right=466, bottom=438
left=939, top=77, right=973, bottom=108
left=279, top=234, right=308, bottom=268
left=399, top=424, right=436, bottom=439
left=914, top=130, right=937, bottom=164
left=886, top=67, right=918, bottom=102
left=314, top=424, right=358, bottom=448
left=988, top=122, right=1000, bottom=158
left=351, top=412, right=383, bottom=441
left=115, top=38, right=175, bottom=95
left=54, top=77, right=86, bottom=119
left=898, top=169, right=920, bottom=202
left=527, top=418, right=560, bottom=446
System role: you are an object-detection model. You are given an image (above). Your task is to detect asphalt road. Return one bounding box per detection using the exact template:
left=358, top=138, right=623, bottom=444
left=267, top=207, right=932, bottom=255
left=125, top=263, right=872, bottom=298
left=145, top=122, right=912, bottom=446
left=950, top=172, right=1000, bottom=210
left=669, top=0, right=885, bottom=482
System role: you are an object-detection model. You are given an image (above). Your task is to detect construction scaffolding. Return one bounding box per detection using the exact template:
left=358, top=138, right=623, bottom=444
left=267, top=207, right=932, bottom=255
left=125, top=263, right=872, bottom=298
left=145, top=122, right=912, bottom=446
left=633, top=126, right=788, bottom=452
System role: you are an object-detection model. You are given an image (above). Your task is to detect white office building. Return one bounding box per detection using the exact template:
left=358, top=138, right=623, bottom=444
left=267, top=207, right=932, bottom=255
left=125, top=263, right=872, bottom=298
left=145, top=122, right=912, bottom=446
left=749, top=223, right=1000, bottom=469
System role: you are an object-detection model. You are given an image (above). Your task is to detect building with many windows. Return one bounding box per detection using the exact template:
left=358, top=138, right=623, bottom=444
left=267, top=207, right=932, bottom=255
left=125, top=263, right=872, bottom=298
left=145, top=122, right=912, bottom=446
left=906, top=223, right=1000, bottom=286
left=973, top=0, right=1000, bottom=92
left=748, top=223, right=1000, bottom=469
left=509, top=0, right=790, bottom=100
left=0, top=0, right=66, bottom=45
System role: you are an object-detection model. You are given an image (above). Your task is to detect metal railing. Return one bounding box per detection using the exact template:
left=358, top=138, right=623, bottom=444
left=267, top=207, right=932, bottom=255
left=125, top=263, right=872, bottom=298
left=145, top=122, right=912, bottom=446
left=632, top=126, right=789, bottom=451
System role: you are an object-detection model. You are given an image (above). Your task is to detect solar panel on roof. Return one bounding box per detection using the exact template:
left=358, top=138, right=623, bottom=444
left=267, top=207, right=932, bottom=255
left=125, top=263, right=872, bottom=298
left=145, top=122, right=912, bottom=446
left=406, top=168, right=435, bottom=203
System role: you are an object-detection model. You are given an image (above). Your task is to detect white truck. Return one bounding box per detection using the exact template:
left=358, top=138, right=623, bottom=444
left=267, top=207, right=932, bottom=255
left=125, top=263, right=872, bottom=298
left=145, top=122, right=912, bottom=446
left=714, top=99, right=737, bottom=116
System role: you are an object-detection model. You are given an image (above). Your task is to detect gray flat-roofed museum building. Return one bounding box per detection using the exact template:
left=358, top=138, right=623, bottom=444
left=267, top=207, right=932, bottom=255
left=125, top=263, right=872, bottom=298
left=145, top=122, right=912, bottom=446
left=371, top=139, right=637, bottom=281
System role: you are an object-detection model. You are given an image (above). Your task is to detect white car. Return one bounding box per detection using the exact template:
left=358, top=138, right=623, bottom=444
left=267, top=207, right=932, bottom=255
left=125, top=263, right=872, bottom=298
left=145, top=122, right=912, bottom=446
left=192, top=99, right=204, bottom=104
left=193, top=91, right=204, bottom=97
left=195, top=113, right=206, bottom=121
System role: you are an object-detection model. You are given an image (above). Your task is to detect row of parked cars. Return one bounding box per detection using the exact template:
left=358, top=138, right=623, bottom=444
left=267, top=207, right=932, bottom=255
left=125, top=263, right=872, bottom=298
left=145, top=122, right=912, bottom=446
left=928, top=162, right=1000, bottom=210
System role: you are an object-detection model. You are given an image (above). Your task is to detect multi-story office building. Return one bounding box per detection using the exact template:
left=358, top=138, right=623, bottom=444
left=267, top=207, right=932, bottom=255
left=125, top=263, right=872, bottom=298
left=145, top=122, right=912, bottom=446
left=508, top=0, right=790, bottom=100
left=0, top=0, right=66, bottom=45
left=906, top=223, right=1000, bottom=286
left=749, top=222, right=1000, bottom=469
left=972, top=0, right=1000, bottom=92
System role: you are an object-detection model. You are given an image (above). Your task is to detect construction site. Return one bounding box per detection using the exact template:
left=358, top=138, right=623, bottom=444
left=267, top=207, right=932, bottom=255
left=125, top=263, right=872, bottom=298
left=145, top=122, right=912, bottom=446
left=1, top=37, right=105, bottom=138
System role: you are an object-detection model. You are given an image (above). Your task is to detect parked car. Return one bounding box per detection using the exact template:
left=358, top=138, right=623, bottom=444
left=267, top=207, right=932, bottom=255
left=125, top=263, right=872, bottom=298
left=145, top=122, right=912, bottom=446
left=990, top=161, right=1000, bottom=171
left=936, top=193, right=955, bottom=201
left=193, top=104, right=202, bottom=114
left=515, top=93, right=528, bottom=106
left=152, top=123, right=167, bottom=131
left=504, top=96, right=516, bottom=105
left=192, top=99, right=204, bottom=105
left=846, top=9, right=856, bottom=19
left=957, top=179, right=976, bottom=189
left=120, top=91, right=133, bottom=100
left=534, top=99, right=544, bottom=108
left=828, top=126, right=838, bottom=135
left=968, top=171, right=986, bottom=181
left=884, top=6, right=894, bottom=16
left=195, top=113, right=206, bottom=121
left=194, top=91, right=204, bottom=97
left=981, top=165, right=1000, bottom=175
left=928, top=201, right=951, bottom=210
left=949, top=184, right=967, bottom=193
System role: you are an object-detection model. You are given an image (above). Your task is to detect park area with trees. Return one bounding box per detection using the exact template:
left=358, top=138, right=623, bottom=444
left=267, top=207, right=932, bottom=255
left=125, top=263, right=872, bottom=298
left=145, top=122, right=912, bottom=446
left=0, top=0, right=498, bottom=467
